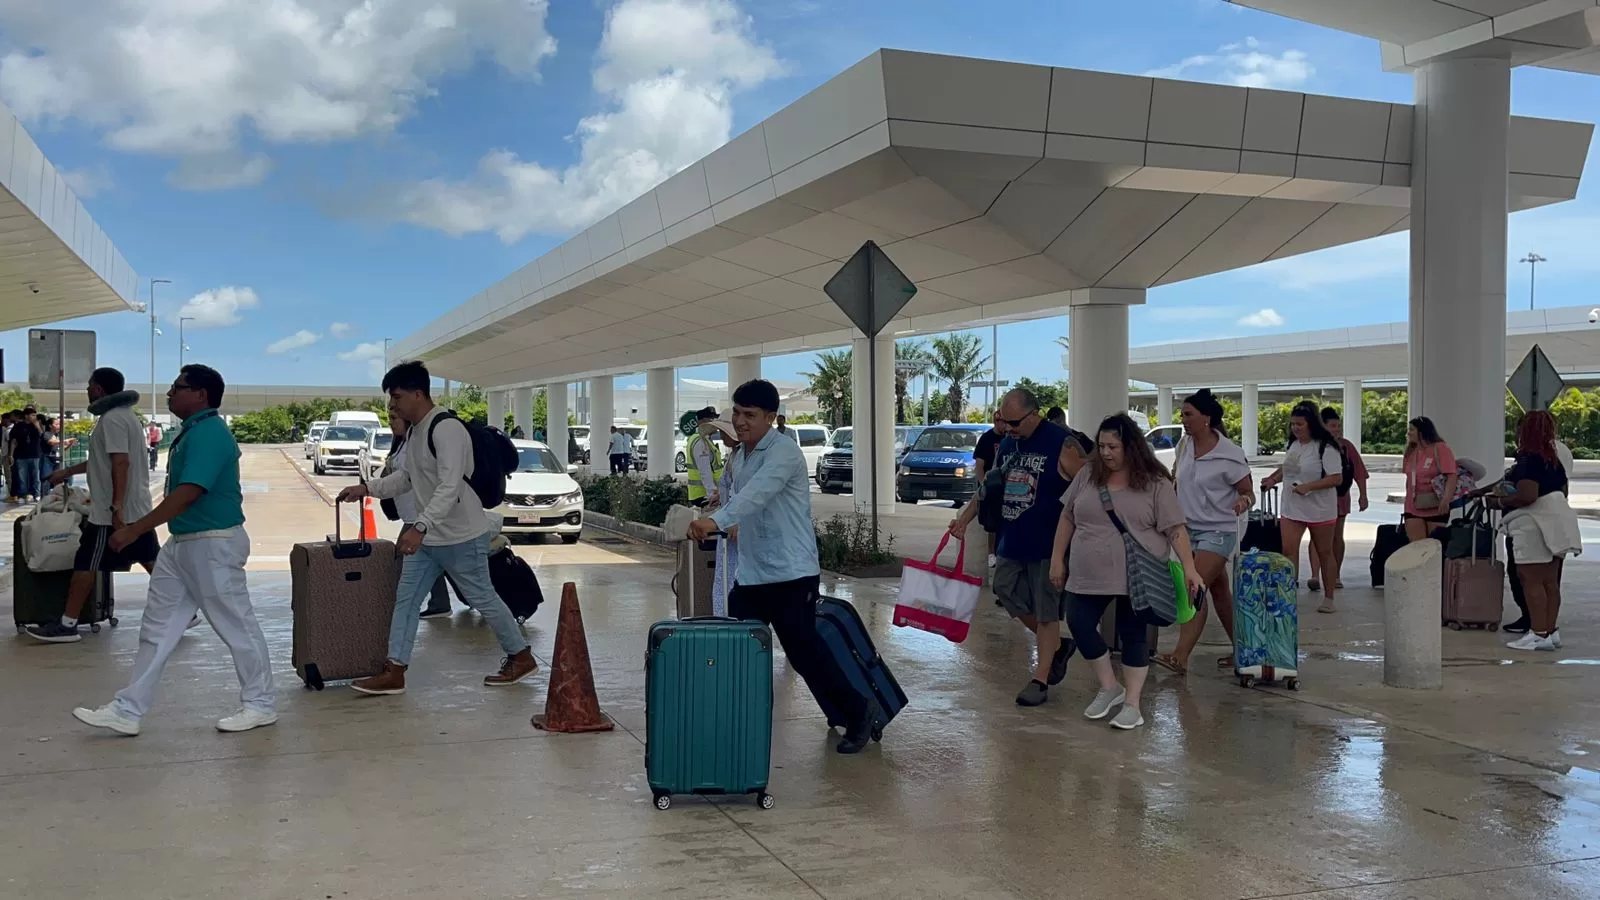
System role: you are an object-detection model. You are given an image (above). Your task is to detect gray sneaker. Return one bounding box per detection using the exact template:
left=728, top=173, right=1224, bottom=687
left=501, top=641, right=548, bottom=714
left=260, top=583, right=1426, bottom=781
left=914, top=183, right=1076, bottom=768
left=1015, top=680, right=1048, bottom=707
left=1083, top=686, right=1126, bottom=720
left=1109, top=705, right=1145, bottom=730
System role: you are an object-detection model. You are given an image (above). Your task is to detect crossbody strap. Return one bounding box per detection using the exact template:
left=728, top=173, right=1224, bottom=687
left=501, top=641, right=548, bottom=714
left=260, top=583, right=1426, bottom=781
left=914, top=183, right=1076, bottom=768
left=1097, top=484, right=1131, bottom=536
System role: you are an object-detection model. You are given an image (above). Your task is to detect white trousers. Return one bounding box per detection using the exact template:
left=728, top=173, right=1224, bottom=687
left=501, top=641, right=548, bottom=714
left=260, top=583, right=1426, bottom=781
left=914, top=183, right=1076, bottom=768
left=113, top=528, right=275, bottom=721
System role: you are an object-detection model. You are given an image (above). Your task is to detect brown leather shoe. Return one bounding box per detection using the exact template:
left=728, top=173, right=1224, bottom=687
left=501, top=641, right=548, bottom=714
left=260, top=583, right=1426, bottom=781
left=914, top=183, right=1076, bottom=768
left=484, top=648, right=537, bottom=686
left=351, top=661, right=407, bottom=695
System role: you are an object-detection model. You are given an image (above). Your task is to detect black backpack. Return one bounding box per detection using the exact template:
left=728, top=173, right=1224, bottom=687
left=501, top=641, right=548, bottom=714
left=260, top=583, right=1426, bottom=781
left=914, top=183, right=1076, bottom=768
left=1323, top=439, right=1356, bottom=497
left=427, top=412, right=518, bottom=509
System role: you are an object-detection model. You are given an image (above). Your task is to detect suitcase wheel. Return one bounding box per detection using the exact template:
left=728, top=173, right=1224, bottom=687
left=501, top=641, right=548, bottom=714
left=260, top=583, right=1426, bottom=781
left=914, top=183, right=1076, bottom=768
left=1237, top=674, right=1256, bottom=689
left=871, top=725, right=883, bottom=743
left=108, top=617, right=119, bottom=627
left=90, top=624, right=100, bottom=634
left=757, top=792, right=774, bottom=810
left=1284, top=677, right=1299, bottom=691
left=1447, top=621, right=1462, bottom=631
left=1487, top=623, right=1499, bottom=632
left=303, top=663, right=325, bottom=692
left=653, top=793, right=671, bottom=811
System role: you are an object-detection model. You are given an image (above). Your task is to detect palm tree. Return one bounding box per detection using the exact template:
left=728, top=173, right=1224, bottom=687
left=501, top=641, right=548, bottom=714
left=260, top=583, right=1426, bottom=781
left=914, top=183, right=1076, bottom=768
left=894, top=339, right=932, bottom=423
left=1054, top=336, right=1069, bottom=351
left=804, top=348, right=853, bottom=428
left=927, top=334, right=991, bottom=422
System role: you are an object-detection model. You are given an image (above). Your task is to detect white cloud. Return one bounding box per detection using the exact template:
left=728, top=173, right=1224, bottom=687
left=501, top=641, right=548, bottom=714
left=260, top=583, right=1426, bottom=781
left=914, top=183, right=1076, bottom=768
left=59, top=164, right=113, bottom=198
left=394, top=0, right=782, bottom=242
left=266, top=329, right=321, bottom=354
left=329, top=322, right=355, bottom=338
left=0, top=0, right=557, bottom=189
left=338, top=341, right=387, bottom=362
left=1238, top=308, right=1285, bottom=328
left=177, top=286, right=260, bottom=328
left=1147, top=37, right=1313, bottom=90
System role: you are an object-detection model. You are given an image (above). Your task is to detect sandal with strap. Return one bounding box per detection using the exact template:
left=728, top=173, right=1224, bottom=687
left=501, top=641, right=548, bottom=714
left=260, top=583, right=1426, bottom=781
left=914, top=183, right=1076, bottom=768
left=1153, top=654, right=1187, bottom=676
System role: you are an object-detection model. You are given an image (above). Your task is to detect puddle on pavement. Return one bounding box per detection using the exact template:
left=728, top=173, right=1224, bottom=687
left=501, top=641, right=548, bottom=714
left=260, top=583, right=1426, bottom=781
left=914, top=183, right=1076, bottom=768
left=1555, top=658, right=1600, bottom=666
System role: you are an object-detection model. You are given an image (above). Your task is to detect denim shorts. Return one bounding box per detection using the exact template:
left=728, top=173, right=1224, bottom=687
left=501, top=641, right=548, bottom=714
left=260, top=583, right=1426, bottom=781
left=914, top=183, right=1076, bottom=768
left=1190, top=528, right=1238, bottom=559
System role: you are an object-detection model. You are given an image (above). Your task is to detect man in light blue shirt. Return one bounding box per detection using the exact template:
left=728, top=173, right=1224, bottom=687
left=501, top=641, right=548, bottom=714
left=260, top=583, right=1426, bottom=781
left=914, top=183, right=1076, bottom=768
left=689, top=379, right=872, bottom=754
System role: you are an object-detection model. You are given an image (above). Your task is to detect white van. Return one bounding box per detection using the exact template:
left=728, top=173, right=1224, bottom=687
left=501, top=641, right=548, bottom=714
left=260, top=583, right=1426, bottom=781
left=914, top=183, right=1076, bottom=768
left=329, top=410, right=382, bottom=431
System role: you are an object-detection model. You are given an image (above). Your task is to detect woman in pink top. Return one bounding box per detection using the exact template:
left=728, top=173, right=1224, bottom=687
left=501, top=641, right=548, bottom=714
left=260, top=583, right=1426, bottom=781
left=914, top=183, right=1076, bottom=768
left=1402, top=416, right=1457, bottom=543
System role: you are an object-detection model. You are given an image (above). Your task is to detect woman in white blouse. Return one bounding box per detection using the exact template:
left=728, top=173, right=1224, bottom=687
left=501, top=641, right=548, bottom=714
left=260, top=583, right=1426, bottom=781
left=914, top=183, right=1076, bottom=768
left=1260, top=401, right=1345, bottom=614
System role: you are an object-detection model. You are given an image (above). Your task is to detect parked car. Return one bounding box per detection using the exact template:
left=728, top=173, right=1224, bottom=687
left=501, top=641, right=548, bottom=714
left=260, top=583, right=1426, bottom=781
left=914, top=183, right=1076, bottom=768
left=314, top=425, right=371, bottom=476
left=303, top=421, right=328, bottom=459
left=569, top=425, right=591, bottom=465
left=628, top=425, right=688, bottom=473
left=816, top=425, right=926, bottom=494
left=896, top=424, right=990, bottom=504
left=787, top=423, right=831, bottom=473
left=493, top=440, right=584, bottom=544
left=359, top=429, right=393, bottom=481
left=1147, top=424, right=1183, bottom=468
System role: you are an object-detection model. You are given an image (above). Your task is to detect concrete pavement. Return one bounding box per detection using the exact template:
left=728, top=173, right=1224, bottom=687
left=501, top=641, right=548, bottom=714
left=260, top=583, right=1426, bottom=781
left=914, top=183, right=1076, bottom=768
left=1, top=447, right=1598, bottom=898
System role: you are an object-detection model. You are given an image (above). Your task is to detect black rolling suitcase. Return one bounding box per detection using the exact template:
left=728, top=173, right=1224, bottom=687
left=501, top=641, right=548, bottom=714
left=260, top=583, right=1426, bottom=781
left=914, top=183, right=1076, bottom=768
left=1241, top=486, right=1283, bottom=554
left=12, top=518, right=115, bottom=634
left=813, top=596, right=908, bottom=742
left=1371, top=522, right=1408, bottom=587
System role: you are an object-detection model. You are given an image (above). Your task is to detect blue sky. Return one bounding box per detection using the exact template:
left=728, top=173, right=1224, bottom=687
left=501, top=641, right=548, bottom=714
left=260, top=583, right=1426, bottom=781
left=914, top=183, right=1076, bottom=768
left=2, top=0, right=1596, bottom=396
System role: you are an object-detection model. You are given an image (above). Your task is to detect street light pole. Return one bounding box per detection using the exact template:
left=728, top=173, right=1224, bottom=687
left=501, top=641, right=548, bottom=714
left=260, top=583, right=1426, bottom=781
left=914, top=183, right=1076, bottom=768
left=383, top=336, right=392, bottom=368
left=1520, top=251, right=1546, bottom=310
left=149, top=278, right=171, bottom=416
left=179, top=316, right=195, bottom=367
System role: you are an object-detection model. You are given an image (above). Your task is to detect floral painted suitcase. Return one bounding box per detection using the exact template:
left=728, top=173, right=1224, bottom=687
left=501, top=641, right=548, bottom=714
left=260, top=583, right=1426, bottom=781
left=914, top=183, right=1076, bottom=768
left=1232, top=549, right=1299, bottom=690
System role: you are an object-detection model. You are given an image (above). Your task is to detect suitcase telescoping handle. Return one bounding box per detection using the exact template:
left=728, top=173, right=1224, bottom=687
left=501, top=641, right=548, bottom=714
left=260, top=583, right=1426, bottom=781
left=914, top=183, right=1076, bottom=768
left=330, top=498, right=374, bottom=559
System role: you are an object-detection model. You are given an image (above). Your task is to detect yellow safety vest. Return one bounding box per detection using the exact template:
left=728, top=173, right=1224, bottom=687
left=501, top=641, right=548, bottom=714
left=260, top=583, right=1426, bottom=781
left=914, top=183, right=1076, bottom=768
left=684, top=432, right=724, bottom=501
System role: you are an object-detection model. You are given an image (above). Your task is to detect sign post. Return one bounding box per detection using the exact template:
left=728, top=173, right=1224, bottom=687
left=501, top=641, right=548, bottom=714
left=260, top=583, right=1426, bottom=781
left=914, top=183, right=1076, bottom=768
left=29, top=329, right=97, bottom=417
left=823, top=241, right=918, bottom=541
left=1506, top=344, right=1566, bottom=413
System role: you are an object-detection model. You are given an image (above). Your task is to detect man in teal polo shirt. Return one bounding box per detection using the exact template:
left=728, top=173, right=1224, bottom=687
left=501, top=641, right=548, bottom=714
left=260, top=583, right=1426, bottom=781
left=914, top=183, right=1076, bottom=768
left=72, top=364, right=276, bottom=737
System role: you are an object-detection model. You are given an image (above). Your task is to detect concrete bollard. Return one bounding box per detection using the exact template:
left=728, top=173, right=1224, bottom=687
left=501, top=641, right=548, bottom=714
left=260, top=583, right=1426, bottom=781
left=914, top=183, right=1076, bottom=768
left=1384, top=538, right=1443, bottom=690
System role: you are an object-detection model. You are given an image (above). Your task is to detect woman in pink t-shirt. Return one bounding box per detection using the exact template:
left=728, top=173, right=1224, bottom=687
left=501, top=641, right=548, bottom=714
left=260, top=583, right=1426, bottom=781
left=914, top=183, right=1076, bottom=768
left=1402, top=416, right=1457, bottom=542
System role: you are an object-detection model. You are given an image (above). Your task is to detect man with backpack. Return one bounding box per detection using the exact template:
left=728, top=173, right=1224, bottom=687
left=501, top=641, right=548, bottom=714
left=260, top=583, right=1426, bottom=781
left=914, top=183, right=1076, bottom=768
left=1307, top=406, right=1368, bottom=593
left=337, top=361, right=534, bottom=694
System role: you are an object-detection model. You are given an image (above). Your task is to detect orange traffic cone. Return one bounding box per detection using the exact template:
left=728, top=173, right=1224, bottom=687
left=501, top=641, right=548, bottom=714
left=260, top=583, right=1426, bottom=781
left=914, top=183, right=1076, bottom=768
left=361, top=496, right=379, bottom=538
left=532, top=582, right=613, bottom=734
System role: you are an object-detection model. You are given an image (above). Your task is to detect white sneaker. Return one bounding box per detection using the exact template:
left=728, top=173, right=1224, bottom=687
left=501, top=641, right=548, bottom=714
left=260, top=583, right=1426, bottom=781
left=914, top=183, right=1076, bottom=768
left=986, top=553, right=997, bottom=569
left=72, top=704, right=140, bottom=736
left=1084, top=686, right=1126, bottom=720
left=216, top=708, right=278, bottom=733
left=1506, top=633, right=1555, bottom=652
left=1109, top=705, right=1145, bottom=730
left=1550, top=629, right=1562, bottom=649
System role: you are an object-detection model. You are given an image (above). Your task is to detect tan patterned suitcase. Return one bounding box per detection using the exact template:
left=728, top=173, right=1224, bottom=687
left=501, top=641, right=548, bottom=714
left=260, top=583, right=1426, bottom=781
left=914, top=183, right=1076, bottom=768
left=290, top=504, right=400, bottom=690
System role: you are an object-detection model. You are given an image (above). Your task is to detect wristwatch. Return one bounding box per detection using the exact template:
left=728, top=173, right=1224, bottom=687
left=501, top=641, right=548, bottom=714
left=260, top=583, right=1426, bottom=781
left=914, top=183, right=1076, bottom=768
left=412, top=521, right=428, bottom=535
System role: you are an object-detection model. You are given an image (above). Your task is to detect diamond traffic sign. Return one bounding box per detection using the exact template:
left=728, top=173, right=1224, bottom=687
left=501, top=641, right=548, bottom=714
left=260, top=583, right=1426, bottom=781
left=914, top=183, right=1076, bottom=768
left=823, top=241, right=917, bottom=339
left=1506, top=344, right=1566, bottom=412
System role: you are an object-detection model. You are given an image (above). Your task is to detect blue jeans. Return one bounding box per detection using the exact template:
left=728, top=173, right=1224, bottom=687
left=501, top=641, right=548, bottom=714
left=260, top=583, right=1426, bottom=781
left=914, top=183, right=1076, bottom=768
left=14, top=458, right=40, bottom=499
left=388, top=532, right=526, bottom=665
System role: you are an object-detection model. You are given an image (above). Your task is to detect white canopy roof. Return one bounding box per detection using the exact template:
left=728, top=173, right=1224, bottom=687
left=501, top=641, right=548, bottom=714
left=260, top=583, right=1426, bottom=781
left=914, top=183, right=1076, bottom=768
left=0, top=101, right=138, bottom=330
left=1229, top=1, right=1600, bottom=75
left=1127, top=303, right=1600, bottom=388
left=393, top=49, right=1590, bottom=390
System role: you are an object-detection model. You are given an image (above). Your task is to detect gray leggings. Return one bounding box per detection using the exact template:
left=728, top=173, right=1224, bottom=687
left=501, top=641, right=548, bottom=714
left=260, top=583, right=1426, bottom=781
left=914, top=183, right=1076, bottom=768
left=1065, top=592, right=1149, bottom=668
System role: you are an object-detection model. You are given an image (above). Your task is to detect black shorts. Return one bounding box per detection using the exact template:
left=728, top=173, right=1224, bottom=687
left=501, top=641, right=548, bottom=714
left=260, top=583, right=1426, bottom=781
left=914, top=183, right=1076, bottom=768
left=74, top=522, right=161, bottom=573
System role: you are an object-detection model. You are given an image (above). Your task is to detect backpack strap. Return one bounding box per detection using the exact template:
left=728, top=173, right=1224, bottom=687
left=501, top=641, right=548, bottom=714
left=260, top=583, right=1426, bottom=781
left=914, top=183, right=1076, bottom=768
left=426, top=410, right=465, bottom=457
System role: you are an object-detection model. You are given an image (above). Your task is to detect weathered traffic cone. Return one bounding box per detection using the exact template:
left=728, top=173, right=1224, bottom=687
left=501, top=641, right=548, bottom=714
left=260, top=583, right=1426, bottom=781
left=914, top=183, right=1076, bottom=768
left=361, top=496, right=379, bottom=538
left=531, top=582, right=613, bottom=733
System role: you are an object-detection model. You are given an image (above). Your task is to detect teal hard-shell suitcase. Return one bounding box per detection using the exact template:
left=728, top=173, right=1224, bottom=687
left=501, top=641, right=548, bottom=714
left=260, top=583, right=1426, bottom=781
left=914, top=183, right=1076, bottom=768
left=644, top=617, right=774, bottom=810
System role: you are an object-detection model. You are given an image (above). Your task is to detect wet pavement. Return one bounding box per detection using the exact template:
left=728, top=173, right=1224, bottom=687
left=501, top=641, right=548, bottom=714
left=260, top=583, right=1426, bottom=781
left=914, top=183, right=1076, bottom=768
left=2, top=448, right=1599, bottom=898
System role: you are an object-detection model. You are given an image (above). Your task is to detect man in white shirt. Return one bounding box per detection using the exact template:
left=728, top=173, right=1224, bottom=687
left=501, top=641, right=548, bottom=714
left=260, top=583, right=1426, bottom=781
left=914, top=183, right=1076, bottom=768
left=28, top=368, right=168, bottom=643
left=338, top=361, right=535, bottom=694
left=607, top=426, right=631, bottom=474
